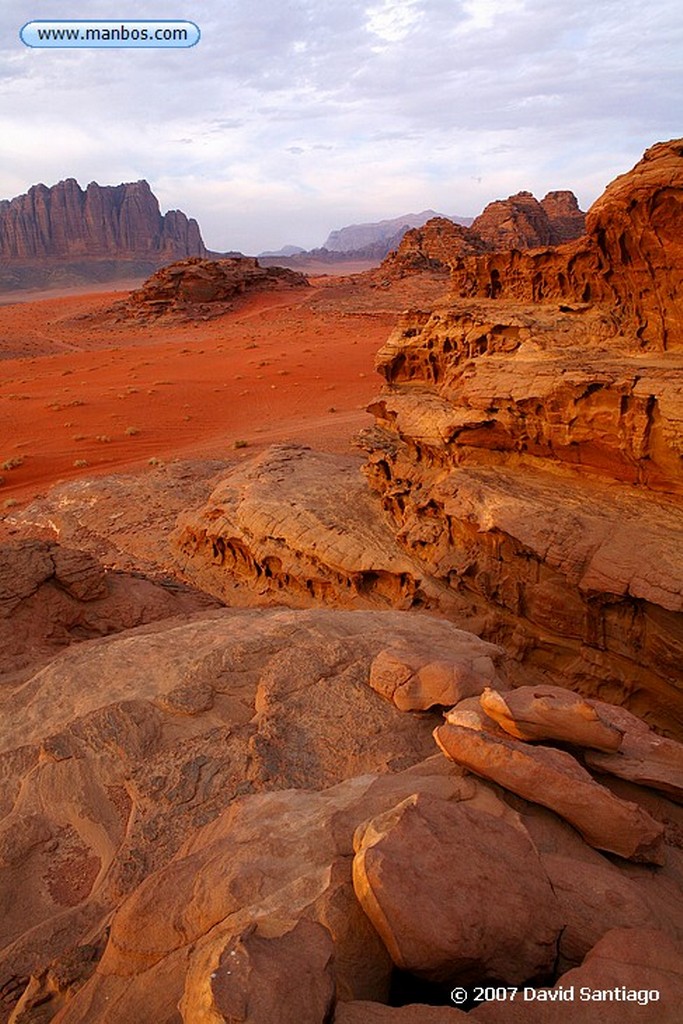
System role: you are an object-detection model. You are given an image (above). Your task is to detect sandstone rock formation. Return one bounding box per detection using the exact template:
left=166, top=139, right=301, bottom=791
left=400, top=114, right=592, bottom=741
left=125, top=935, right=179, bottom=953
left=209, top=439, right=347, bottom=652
left=452, top=140, right=683, bottom=351
left=434, top=721, right=666, bottom=863
left=0, top=179, right=206, bottom=261
left=352, top=791, right=563, bottom=982
left=479, top=685, right=624, bottom=751
left=377, top=218, right=487, bottom=278
left=173, top=445, right=453, bottom=612
left=470, top=190, right=585, bottom=250
left=376, top=190, right=585, bottom=280
left=360, top=140, right=683, bottom=737
left=0, top=179, right=209, bottom=291
left=109, top=257, right=308, bottom=321
left=0, top=609, right=472, bottom=1020
left=368, top=634, right=507, bottom=711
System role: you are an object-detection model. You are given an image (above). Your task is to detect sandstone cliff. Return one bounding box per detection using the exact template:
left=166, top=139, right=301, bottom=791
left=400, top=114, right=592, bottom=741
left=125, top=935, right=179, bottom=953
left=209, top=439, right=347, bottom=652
left=0, top=179, right=208, bottom=291
left=451, top=140, right=683, bottom=351
left=359, top=140, right=683, bottom=736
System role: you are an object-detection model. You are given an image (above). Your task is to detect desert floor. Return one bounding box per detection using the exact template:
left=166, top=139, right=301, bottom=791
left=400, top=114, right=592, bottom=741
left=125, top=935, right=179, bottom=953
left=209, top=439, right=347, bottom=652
left=0, top=273, right=447, bottom=510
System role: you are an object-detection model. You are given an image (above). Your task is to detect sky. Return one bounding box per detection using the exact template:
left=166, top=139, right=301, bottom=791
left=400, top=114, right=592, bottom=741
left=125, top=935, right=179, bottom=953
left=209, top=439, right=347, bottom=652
left=0, top=0, right=681, bottom=253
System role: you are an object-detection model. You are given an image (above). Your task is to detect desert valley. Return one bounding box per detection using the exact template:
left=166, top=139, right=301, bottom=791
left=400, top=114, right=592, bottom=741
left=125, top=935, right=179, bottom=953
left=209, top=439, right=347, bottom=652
left=0, top=140, right=681, bottom=1024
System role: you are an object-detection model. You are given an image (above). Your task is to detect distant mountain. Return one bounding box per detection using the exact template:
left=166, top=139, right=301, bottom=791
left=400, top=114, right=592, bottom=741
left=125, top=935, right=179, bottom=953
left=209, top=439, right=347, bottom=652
left=0, top=178, right=209, bottom=291
left=258, top=244, right=306, bottom=258
left=322, top=210, right=472, bottom=253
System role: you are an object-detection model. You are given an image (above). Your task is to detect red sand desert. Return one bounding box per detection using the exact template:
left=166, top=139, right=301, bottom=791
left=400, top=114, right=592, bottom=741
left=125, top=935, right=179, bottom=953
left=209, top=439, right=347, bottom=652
left=0, top=274, right=445, bottom=510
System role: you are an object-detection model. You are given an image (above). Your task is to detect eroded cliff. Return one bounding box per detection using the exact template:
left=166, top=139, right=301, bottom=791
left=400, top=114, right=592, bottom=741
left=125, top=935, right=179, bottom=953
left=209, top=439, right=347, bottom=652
left=360, top=140, right=683, bottom=736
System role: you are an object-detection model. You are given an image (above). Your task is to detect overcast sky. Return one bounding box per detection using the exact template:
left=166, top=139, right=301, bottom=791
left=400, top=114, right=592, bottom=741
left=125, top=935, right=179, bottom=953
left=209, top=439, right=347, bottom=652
left=1, top=1, right=680, bottom=253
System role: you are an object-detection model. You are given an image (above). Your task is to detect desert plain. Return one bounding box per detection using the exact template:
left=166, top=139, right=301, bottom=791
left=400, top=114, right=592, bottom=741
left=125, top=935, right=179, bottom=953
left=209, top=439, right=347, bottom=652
left=0, top=272, right=443, bottom=512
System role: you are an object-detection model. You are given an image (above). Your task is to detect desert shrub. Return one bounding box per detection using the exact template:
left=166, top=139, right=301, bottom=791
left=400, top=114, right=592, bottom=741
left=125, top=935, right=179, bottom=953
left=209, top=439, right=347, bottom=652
left=125, top=426, right=141, bottom=436
left=234, top=439, right=249, bottom=449
left=73, top=459, right=89, bottom=468
left=1, top=457, right=23, bottom=471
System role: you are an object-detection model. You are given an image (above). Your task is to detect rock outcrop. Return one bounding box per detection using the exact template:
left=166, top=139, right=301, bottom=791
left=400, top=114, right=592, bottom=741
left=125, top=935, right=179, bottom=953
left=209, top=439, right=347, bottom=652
left=434, top=720, right=666, bottom=863
left=360, top=141, right=683, bottom=736
left=0, top=179, right=209, bottom=291
left=111, top=257, right=308, bottom=321
left=377, top=191, right=585, bottom=280
left=470, top=190, right=585, bottom=250
left=0, top=538, right=217, bottom=683
left=452, top=140, right=683, bottom=351
left=375, top=219, right=487, bottom=278
left=173, top=445, right=451, bottom=611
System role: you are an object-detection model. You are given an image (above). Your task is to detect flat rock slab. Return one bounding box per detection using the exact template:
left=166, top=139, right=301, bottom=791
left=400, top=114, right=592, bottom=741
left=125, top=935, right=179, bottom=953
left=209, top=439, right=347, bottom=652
left=434, top=722, right=665, bottom=864
left=352, top=791, right=562, bottom=984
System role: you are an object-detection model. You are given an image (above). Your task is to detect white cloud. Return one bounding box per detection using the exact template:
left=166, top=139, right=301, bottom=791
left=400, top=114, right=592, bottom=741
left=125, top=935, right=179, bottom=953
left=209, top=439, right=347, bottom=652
left=0, top=0, right=680, bottom=251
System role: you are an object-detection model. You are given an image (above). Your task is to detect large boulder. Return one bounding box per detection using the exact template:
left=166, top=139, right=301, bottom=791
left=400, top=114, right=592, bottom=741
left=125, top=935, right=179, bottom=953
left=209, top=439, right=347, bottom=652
left=434, top=721, right=665, bottom=863
left=352, top=791, right=562, bottom=983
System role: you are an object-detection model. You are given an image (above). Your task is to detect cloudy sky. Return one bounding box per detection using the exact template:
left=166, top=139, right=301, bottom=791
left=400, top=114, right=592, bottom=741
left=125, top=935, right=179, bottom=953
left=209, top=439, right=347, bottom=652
left=1, top=0, right=680, bottom=252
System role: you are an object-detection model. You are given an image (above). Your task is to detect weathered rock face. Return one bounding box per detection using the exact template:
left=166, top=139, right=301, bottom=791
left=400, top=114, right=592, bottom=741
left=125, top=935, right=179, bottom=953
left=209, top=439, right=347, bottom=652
left=0, top=608, right=475, bottom=1020
left=173, top=445, right=453, bottom=612
left=540, top=190, right=587, bottom=243
left=452, top=140, right=683, bottom=351
left=0, top=179, right=206, bottom=261
left=114, top=257, right=308, bottom=321
left=0, top=179, right=210, bottom=291
left=377, top=219, right=487, bottom=278
left=361, top=142, right=683, bottom=737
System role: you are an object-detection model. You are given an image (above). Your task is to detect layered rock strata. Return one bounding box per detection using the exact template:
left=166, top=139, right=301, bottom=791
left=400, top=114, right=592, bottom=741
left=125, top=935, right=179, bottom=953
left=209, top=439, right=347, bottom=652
left=173, top=445, right=456, bottom=613
left=451, top=140, right=683, bottom=351
left=0, top=179, right=206, bottom=260
left=361, top=140, right=683, bottom=737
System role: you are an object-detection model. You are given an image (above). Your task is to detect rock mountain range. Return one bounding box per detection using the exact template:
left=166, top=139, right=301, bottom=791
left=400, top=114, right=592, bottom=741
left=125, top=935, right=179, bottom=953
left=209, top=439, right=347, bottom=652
left=0, top=177, right=586, bottom=291
left=0, top=141, right=681, bottom=1022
